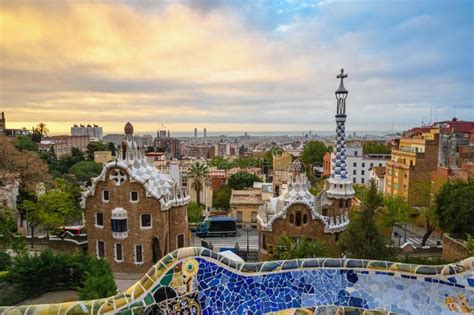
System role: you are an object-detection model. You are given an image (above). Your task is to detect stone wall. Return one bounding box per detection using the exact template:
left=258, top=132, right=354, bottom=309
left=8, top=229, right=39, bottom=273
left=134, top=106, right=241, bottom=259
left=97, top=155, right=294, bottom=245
left=442, top=233, right=470, bottom=262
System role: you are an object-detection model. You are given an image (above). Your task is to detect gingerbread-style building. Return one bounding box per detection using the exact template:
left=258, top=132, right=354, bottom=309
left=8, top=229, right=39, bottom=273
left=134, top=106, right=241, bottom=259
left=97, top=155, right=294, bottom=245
left=258, top=69, right=355, bottom=260
left=81, top=122, right=190, bottom=272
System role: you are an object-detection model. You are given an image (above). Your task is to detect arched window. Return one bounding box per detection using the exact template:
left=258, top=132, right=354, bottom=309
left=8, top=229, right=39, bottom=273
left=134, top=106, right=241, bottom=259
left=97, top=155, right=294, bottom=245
left=262, top=233, right=267, bottom=250
left=303, top=214, right=307, bottom=224
left=295, top=211, right=301, bottom=227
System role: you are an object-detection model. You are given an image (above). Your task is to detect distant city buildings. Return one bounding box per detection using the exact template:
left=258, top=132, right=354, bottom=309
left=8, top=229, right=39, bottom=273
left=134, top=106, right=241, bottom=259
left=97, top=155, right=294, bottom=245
left=0, top=112, right=30, bottom=137
left=203, top=128, right=207, bottom=137
left=154, top=127, right=181, bottom=159
left=71, top=124, right=103, bottom=140
left=39, top=135, right=89, bottom=157
left=194, top=128, right=198, bottom=137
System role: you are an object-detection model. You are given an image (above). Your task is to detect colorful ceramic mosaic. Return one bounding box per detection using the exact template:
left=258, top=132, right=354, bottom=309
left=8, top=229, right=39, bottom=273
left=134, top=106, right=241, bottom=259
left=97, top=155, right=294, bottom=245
left=1, top=247, right=473, bottom=314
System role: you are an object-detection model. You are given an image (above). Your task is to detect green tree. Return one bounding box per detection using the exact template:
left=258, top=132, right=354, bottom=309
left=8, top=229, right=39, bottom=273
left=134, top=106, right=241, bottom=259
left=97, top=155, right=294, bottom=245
left=33, top=123, right=49, bottom=137
left=363, top=141, right=391, bottom=154
left=228, top=172, right=261, bottom=190
left=69, top=160, right=103, bottom=184
left=380, top=195, right=414, bottom=240
left=14, top=136, right=38, bottom=152
left=300, top=141, right=329, bottom=167
left=213, top=186, right=231, bottom=210
left=0, top=207, right=26, bottom=254
left=339, top=180, right=391, bottom=259
left=188, top=162, right=209, bottom=207
left=209, top=156, right=227, bottom=168
left=86, top=141, right=107, bottom=160
left=187, top=201, right=204, bottom=223
left=435, top=177, right=474, bottom=237
left=274, top=235, right=332, bottom=260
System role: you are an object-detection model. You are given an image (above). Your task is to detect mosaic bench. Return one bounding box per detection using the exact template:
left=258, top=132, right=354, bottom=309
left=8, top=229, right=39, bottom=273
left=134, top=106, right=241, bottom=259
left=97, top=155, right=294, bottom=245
left=1, top=247, right=473, bottom=314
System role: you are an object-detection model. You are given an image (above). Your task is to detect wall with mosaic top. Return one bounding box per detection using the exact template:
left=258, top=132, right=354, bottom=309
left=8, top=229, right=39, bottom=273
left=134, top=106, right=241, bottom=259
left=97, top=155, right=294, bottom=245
left=1, top=247, right=473, bottom=315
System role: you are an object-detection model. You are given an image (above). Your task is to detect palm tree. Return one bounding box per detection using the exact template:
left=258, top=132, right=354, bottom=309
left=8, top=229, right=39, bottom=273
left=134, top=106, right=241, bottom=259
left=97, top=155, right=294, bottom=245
left=274, top=235, right=331, bottom=260
left=188, top=161, right=209, bottom=207
left=35, top=123, right=49, bottom=136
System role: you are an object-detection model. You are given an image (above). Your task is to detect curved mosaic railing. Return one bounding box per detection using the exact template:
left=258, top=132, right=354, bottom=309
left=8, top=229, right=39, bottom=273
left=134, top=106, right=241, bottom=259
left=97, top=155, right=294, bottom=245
left=1, top=247, right=473, bottom=314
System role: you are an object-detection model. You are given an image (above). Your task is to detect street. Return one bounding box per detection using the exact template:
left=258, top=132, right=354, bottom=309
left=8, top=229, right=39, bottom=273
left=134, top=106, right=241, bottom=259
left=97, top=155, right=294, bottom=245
left=391, top=225, right=442, bottom=248
left=191, top=227, right=259, bottom=251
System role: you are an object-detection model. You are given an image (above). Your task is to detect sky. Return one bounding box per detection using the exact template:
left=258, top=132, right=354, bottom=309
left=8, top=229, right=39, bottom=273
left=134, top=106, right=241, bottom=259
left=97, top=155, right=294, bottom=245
left=1, top=0, right=473, bottom=135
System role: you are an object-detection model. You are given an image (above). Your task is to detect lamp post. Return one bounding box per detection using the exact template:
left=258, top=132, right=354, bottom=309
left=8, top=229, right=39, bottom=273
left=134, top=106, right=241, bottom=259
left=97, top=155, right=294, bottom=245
left=242, top=224, right=253, bottom=255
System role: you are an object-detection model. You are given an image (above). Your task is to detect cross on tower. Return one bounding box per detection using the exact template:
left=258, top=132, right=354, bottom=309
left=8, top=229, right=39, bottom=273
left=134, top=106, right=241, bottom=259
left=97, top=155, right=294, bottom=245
left=337, top=68, right=347, bottom=84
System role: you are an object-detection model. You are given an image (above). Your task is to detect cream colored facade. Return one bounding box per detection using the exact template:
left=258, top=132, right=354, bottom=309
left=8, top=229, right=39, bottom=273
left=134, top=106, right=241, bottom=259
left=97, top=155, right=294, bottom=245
left=187, top=177, right=213, bottom=211
left=230, top=189, right=264, bottom=227
left=94, top=151, right=113, bottom=164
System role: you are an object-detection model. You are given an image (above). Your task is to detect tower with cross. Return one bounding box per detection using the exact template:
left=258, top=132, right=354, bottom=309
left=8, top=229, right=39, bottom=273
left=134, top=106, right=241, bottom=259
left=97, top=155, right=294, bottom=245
left=326, top=68, right=355, bottom=200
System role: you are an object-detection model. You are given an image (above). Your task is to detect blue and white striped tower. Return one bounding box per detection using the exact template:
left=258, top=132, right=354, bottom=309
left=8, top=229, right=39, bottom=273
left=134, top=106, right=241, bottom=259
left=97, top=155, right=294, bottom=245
left=326, top=69, right=355, bottom=199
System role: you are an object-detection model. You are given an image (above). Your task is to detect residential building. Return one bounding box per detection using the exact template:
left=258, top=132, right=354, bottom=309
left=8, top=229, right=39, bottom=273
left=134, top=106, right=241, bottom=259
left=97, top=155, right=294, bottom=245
left=94, top=151, right=113, bottom=164
left=71, top=124, right=103, bottom=140
left=369, top=166, right=386, bottom=193
left=182, top=145, right=215, bottom=159
left=257, top=69, right=354, bottom=261
left=39, top=135, right=89, bottom=157
left=81, top=122, right=190, bottom=273
left=272, top=150, right=293, bottom=196
left=230, top=189, right=264, bottom=227
left=329, top=144, right=390, bottom=185
left=385, top=130, right=440, bottom=205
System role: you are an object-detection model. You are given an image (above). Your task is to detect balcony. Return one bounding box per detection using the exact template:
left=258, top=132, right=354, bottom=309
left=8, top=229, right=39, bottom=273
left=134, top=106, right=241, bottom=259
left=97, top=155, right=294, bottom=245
left=112, top=231, right=128, bottom=240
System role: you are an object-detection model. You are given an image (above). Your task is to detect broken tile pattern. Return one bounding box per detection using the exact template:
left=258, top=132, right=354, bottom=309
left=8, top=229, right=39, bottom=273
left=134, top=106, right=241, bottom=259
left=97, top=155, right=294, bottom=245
left=0, top=247, right=472, bottom=314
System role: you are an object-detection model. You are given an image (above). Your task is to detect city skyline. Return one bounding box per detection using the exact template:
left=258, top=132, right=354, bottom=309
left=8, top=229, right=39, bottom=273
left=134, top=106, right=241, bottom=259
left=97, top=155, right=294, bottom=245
left=1, top=0, right=473, bottom=134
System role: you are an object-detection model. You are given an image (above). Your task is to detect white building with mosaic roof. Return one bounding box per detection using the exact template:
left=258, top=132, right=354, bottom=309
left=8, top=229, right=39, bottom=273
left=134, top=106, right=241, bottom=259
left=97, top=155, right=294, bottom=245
left=81, top=122, right=190, bottom=273
left=257, top=69, right=355, bottom=260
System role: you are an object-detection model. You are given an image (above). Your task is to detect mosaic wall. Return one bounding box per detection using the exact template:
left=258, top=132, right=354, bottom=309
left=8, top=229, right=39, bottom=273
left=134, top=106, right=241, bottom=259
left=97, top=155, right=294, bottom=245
left=1, top=247, right=473, bottom=315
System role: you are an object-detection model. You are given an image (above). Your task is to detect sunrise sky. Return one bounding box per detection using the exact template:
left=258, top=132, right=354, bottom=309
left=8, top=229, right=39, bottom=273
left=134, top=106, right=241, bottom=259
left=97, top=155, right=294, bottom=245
left=1, top=0, right=473, bottom=135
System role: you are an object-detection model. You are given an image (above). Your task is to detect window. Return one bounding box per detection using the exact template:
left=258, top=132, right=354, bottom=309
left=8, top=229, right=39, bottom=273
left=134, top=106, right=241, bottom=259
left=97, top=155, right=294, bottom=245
left=237, top=211, right=243, bottom=223
left=111, top=219, right=127, bottom=232
left=339, top=200, right=343, bottom=207
left=353, top=170, right=356, bottom=175
left=115, top=243, right=123, bottom=262
left=354, top=151, right=358, bottom=156
left=102, top=190, right=109, bottom=202
left=251, top=212, right=257, bottom=223
left=295, top=211, right=301, bottom=227
left=97, top=241, right=105, bottom=258
left=379, top=163, right=382, bottom=167
left=361, top=178, right=365, bottom=184
left=130, top=191, right=139, bottom=202
left=353, top=162, right=357, bottom=167
left=96, top=213, right=104, bottom=227
left=353, top=178, right=356, bottom=183
left=289, top=214, right=294, bottom=223
left=361, top=170, right=365, bottom=176
left=303, top=214, right=307, bottom=224
left=262, top=233, right=267, bottom=250
left=177, top=234, right=185, bottom=248
left=370, top=163, right=373, bottom=168
left=362, top=162, right=365, bottom=168
left=141, top=214, right=152, bottom=228
left=135, top=245, right=143, bottom=264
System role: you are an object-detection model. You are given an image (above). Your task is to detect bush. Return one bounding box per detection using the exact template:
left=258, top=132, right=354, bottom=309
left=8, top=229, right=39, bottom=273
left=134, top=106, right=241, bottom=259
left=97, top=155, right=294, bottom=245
left=0, top=252, right=11, bottom=271
left=78, top=256, right=117, bottom=300
left=0, top=250, right=116, bottom=306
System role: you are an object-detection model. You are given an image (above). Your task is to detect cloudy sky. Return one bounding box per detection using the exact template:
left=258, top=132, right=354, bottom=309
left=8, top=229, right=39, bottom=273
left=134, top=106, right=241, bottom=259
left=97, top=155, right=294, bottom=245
left=1, top=0, right=473, bottom=135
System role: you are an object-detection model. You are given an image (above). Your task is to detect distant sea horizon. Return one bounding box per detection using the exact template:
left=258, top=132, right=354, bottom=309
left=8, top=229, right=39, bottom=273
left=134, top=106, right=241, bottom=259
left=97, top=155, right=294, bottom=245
left=128, top=130, right=400, bottom=138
